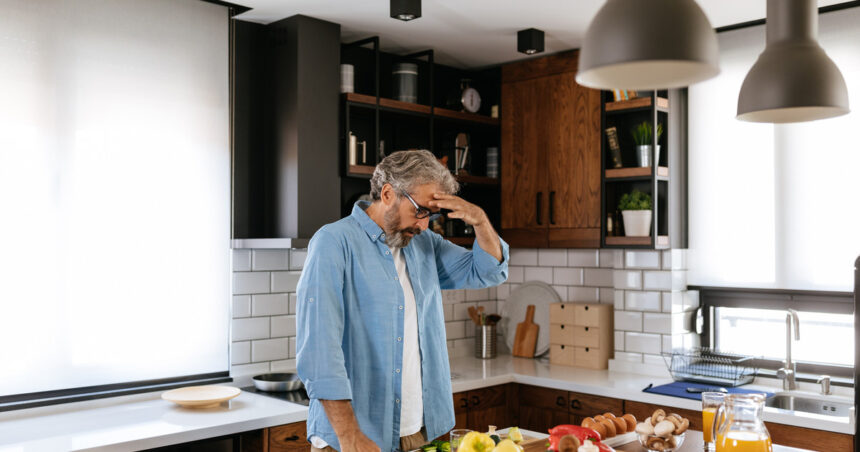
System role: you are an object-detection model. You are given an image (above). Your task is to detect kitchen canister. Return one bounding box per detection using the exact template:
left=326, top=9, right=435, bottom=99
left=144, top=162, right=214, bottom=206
left=392, top=62, right=418, bottom=103
left=340, top=64, right=354, bottom=93
left=475, top=324, right=497, bottom=359
left=486, top=147, right=499, bottom=178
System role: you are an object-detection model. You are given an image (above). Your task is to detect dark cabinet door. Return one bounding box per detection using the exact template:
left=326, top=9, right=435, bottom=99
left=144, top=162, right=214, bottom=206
left=517, top=384, right=570, bottom=432
left=519, top=405, right=569, bottom=433
left=269, top=421, right=310, bottom=452
left=466, top=386, right=508, bottom=431
left=453, top=391, right=469, bottom=430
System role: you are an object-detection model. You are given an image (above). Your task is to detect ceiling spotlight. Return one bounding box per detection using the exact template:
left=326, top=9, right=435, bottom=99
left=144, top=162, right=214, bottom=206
left=576, top=0, right=719, bottom=90
left=518, top=28, right=545, bottom=55
left=737, top=0, right=849, bottom=123
left=391, top=0, right=421, bottom=21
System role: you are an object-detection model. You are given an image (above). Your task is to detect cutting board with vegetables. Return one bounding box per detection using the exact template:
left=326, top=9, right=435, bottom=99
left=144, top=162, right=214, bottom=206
left=512, top=304, right=539, bottom=358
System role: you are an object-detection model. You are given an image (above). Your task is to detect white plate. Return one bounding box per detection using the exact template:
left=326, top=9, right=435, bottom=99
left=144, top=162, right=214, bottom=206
left=162, top=385, right=241, bottom=408
left=602, top=431, right=637, bottom=448
left=502, top=281, right=562, bottom=357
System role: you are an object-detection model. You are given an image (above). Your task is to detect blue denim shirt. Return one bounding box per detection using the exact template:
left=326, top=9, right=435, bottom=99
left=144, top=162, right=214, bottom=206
left=296, top=201, right=509, bottom=452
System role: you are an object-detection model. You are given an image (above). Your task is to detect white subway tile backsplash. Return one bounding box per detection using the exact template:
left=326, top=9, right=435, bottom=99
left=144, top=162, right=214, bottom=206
left=232, top=317, right=270, bottom=341
left=524, top=266, right=553, bottom=284
left=538, top=249, right=567, bottom=266
left=643, top=313, right=672, bottom=334
left=568, top=250, right=599, bottom=267
left=271, top=315, right=297, bottom=337
left=598, top=288, right=614, bottom=304
left=662, top=249, right=686, bottom=270
left=252, top=338, right=289, bottom=362
left=443, top=304, right=453, bottom=320
left=613, top=250, right=625, bottom=269
left=661, top=291, right=684, bottom=313
left=552, top=285, right=568, bottom=300
left=553, top=268, right=583, bottom=285
left=252, top=293, right=289, bottom=316
left=625, top=291, right=661, bottom=312
left=233, top=272, right=270, bottom=295
left=643, top=354, right=665, bottom=367
left=614, top=311, right=643, bottom=331
left=232, top=295, right=251, bottom=318
left=442, top=289, right=465, bottom=304
left=453, top=302, right=474, bottom=321
left=289, top=293, right=298, bottom=314
left=252, top=250, right=290, bottom=271
left=477, top=301, right=497, bottom=314
left=231, top=362, right=270, bottom=377
left=684, top=290, right=700, bottom=310
left=614, top=290, right=625, bottom=310
left=662, top=335, right=673, bottom=353
left=642, top=271, right=672, bottom=290
left=231, top=341, right=250, bottom=365
left=615, top=331, right=625, bottom=351
left=613, top=270, right=642, bottom=290
left=624, top=251, right=661, bottom=269
left=624, top=332, right=662, bottom=354
left=510, top=249, right=538, bottom=266
left=599, top=250, right=616, bottom=268
left=232, top=249, right=252, bottom=272
left=290, top=249, right=307, bottom=270
left=496, top=284, right=511, bottom=301
left=289, top=337, right=297, bottom=358
left=614, top=352, right=643, bottom=363
left=584, top=268, right=614, bottom=287
left=569, top=287, right=599, bottom=303
left=465, top=288, right=489, bottom=302
left=507, top=266, right=525, bottom=284
left=271, top=271, right=302, bottom=292
left=446, top=320, right=466, bottom=340
left=271, top=359, right=297, bottom=372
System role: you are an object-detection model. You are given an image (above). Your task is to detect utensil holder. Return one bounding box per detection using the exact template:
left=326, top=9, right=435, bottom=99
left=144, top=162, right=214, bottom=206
left=475, top=324, right=496, bottom=359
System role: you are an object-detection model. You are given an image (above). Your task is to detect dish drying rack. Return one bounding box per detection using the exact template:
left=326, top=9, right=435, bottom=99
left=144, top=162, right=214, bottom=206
left=663, top=347, right=758, bottom=387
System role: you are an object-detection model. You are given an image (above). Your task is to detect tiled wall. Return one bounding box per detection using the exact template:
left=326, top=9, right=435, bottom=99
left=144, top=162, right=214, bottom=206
left=230, top=248, right=497, bottom=376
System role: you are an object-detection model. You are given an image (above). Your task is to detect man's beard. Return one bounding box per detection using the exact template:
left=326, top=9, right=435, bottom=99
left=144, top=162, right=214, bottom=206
left=384, top=205, right=421, bottom=248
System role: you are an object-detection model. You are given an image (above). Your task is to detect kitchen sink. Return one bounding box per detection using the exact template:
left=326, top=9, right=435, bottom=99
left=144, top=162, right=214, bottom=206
left=765, top=393, right=853, bottom=417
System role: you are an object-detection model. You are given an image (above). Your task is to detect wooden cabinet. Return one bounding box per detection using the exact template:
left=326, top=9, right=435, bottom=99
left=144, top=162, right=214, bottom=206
left=549, top=303, right=614, bottom=369
left=500, top=51, right=602, bottom=248
left=452, top=385, right=511, bottom=432
left=267, top=421, right=310, bottom=452
left=517, top=385, right=624, bottom=432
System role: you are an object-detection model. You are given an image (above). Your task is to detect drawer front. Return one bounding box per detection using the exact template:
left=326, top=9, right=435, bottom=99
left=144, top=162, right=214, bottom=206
left=549, top=303, right=576, bottom=324
left=550, top=344, right=575, bottom=366
left=569, top=391, right=624, bottom=417
left=574, top=346, right=606, bottom=369
left=550, top=323, right=575, bottom=345
left=572, top=326, right=601, bottom=348
left=518, top=384, right=570, bottom=411
left=573, top=304, right=601, bottom=326
left=269, top=421, right=310, bottom=452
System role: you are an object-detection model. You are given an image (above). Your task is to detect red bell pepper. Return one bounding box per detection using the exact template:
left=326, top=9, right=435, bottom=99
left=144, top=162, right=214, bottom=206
left=547, top=425, right=613, bottom=452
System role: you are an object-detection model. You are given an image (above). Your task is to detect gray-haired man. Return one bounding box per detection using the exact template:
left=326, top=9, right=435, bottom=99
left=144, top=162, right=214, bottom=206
left=296, top=150, right=509, bottom=452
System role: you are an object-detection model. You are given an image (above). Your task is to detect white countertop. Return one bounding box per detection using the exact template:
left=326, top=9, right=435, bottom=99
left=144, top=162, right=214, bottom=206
left=1, top=355, right=853, bottom=451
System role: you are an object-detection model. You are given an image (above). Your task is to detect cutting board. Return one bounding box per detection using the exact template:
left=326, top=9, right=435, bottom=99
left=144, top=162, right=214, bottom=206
left=512, top=304, right=539, bottom=358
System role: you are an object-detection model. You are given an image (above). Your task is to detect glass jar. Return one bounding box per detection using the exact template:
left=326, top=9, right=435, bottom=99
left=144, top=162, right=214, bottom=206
left=714, top=393, right=773, bottom=452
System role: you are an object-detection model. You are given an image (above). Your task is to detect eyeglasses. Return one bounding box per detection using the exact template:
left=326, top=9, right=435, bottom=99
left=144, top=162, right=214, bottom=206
left=400, top=190, right=442, bottom=221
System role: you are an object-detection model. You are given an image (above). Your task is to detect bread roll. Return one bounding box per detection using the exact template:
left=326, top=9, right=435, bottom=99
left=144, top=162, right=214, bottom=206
left=622, top=413, right=637, bottom=431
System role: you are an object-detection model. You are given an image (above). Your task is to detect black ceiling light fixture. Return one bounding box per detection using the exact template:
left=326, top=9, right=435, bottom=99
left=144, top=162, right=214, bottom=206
left=518, top=28, right=545, bottom=55
left=390, top=0, right=421, bottom=21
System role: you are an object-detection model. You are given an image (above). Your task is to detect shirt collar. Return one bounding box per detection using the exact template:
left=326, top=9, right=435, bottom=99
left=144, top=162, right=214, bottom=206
left=352, top=201, right=386, bottom=242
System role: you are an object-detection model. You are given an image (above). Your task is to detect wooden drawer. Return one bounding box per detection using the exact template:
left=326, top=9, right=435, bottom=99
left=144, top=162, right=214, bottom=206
left=550, top=344, right=575, bottom=366
left=269, top=421, right=310, bottom=452
left=573, top=346, right=607, bottom=369
left=550, top=323, right=575, bottom=345
left=549, top=303, right=576, bottom=324
left=569, top=391, right=624, bottom=417
left=573, top=304, right=602, bottom=326
left=517, top=384, right=569, bottom=411
left=571, top=325, right=601, bottom=348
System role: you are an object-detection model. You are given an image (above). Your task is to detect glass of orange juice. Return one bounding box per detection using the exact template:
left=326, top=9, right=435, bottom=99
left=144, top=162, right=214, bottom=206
left=702, top=391, right=727, bottom=450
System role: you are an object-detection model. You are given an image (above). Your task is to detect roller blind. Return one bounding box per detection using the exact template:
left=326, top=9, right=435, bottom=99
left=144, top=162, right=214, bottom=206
left=0, top=0, right=230, bottom=399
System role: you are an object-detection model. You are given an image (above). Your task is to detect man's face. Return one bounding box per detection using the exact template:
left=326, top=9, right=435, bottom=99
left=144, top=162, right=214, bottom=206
left=383, top=183, right=441, bottom=248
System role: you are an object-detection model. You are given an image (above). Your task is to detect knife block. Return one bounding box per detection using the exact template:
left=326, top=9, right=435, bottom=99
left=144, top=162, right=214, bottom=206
left=548, top=302, right=613, bottom=369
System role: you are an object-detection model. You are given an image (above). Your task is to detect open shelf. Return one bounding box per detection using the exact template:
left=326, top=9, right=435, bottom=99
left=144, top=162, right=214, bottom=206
left=605, top=166, right=669, bottom=180
left=343, top=93, right=497, bottom=126
left=379, top=97, right=432, bottom=115
left=434, top=107, right=499, bottom=126
left=344, top=92, right=378, bottom=106
left=605, top=96, right=669, bottom=113
left=445, top=236, right=474, bottom=246
left=605, top=235, right=669, bottom=248
left=456, top=173, right=499, bottom=186
left=347, top=164, right=375, bottom=177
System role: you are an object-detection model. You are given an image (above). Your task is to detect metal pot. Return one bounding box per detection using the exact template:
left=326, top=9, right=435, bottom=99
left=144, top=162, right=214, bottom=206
left=252, top=373, right=304, bottom=392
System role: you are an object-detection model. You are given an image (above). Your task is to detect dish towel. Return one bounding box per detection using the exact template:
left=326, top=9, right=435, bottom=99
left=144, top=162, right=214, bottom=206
left=643, top=381, right=774, bottom=401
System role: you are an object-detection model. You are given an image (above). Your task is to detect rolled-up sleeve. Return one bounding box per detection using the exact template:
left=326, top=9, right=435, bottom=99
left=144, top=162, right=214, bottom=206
left=434, top=233, right=509, bottom=290
left=296, top=228, right=353, bottom=401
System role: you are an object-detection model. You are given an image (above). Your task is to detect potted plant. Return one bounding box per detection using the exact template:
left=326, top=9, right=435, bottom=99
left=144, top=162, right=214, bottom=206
left=618, top=189, right=652, bottom=237
left=630, top=121, right=663, bottom=167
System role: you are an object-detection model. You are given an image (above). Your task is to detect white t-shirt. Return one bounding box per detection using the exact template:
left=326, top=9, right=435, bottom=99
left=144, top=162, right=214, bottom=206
left=310, top=245, right=423, bottom=449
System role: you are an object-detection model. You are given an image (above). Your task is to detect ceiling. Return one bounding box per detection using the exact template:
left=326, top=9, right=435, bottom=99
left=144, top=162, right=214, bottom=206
left=232, top=0, right=849, bottom=69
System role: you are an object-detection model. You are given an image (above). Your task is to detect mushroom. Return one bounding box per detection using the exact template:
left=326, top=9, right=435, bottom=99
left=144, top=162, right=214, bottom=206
left=675, top=418, right=690, bottom=435
left=635, top=421, right=655, bottom=435
left=650, top=408, right=666, bottom=425
left=654, top=420, right=676, bottom=438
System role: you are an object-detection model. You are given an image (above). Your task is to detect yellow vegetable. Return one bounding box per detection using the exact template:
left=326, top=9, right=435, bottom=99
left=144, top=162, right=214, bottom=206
left=508, top=427, right=523, bottom=444
left=492, top=439, right=523, bottom=452
left=457, top=432, right=497, bottom=452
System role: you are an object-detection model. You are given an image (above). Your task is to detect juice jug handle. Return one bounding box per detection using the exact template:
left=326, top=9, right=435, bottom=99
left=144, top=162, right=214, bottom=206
left=712, top=404, right=727, bottom=446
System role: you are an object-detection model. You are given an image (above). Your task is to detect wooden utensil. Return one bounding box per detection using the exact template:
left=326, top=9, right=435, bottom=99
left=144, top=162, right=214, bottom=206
left=467, top=306, right=481, bottom=326
left=512, top=304, right=539, bottom=358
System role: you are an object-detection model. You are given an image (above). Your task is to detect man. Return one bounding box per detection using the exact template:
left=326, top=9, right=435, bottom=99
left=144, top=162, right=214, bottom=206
left=296, top=150, right=509, bottom=452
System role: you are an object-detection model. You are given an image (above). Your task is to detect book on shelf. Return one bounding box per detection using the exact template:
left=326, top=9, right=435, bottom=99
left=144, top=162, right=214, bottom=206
left=604, top=127, right=623, bottom=168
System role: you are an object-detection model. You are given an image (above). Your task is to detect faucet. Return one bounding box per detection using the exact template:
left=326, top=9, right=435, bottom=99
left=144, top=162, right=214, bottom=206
left=776, top=309, right=800, bottom=390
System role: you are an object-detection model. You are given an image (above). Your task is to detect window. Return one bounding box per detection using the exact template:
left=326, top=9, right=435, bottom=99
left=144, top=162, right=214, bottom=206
left=0, top=0, right=230, bottom=409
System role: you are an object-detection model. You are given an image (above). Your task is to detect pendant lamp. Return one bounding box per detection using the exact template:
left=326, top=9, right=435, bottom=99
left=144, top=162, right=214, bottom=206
left=576, top=0, right=719, bottom=90
left=737, top=0, right=849, bottom=123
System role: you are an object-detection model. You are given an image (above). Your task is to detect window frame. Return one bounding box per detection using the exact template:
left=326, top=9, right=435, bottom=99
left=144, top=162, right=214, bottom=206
left=693, top=286, right=854, bottom=381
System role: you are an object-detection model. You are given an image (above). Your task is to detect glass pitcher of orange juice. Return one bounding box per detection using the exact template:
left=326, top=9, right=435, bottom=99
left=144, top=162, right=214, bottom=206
left=714, top=393, right=773, bottom=452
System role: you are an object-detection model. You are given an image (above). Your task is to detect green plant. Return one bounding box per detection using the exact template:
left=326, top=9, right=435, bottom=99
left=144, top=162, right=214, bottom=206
left=618, top=189, right=652, bottom=210
left=630, top=121, right=664, bottom=146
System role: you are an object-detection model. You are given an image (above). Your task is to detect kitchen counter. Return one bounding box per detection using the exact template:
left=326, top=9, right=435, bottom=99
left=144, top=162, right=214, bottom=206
left=1, top=354, right=852, bottom=451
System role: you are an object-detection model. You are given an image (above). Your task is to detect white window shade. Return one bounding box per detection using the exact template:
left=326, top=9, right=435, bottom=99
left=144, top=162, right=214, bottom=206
left=0, top=0, right=230, bottom=398
left=688, top=7, right=860, bottom=291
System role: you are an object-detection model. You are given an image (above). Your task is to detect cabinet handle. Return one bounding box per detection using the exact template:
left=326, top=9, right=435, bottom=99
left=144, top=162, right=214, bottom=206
left=460, top=397, right=469, bottom=409
left=549, top=191, right=555, bottom=225
left=471, top=395, right=480, bottom=406
left=570, top=399, right=582, bottom=410
left=556, top=396, right=565, bottom=407
left=281, top=435, right=300, bottom=442
left=536, top=192, right=543, bottom=225
left=584, top=327, right=589, bottom=332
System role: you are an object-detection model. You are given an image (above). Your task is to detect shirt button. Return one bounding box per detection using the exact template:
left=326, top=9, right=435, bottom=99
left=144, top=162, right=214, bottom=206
left=372, top=235, right=376, bottom=239
left=397, top=337, right=402, bottom=341
left=309, top=297, right=314, bottom=303
left=394, top=276, right=398, bottom=281
left=385, top=250, right=390, bottom=255
left=399, top=305, right=403, bottom=310
left=395, top=399, right=400, bottom=403
left=395, top=369, right=400, bottom=373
